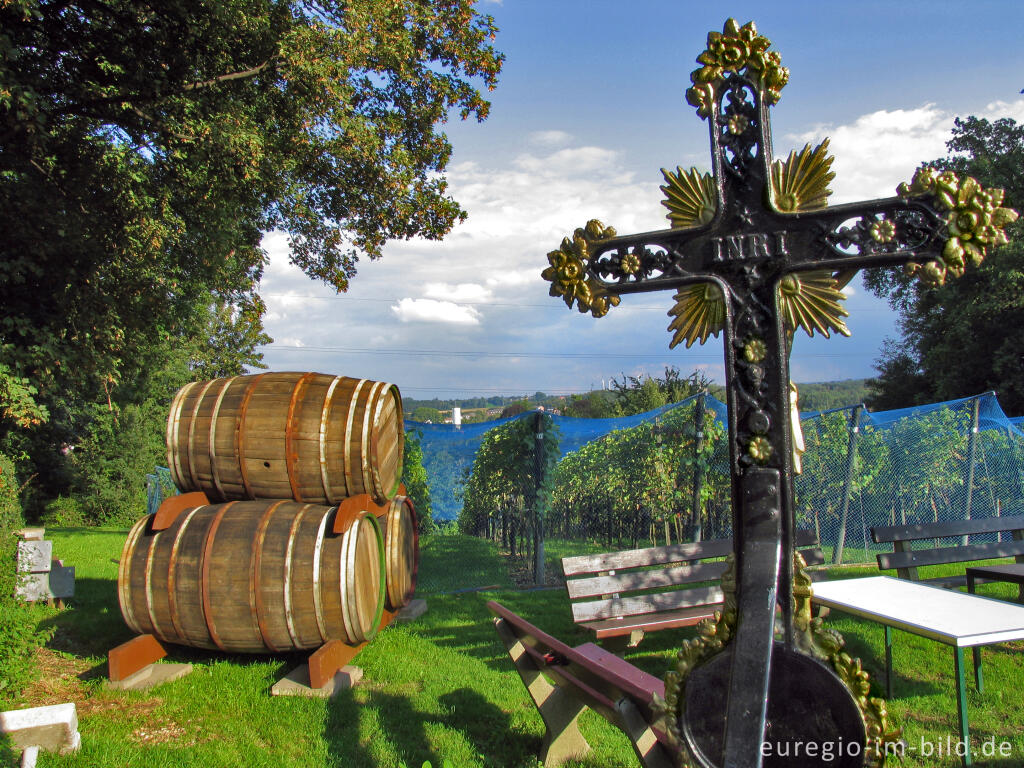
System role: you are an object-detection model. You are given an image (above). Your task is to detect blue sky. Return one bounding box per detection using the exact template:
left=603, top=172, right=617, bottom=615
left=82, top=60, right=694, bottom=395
left=257, top=1, right=1024, bottom=401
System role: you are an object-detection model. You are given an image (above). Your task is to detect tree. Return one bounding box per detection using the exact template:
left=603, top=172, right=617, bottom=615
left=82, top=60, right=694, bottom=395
left=865, top=117, right=1024, bottom=413
left=411, top=406, right=443, bottom=423
left=401, top=430, right=434, bottom=535
left=1, top=0, right=503, bottom=505
left=610, top=366, right=712, bottom=416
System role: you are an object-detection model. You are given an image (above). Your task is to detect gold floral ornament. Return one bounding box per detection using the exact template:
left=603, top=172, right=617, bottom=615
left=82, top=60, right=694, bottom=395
left=541, top=220, right=622, bottom=318
left=661, top=167, right=717, bottom=229
left=748, top=435, right=772, bottom=462
left=770, top=140, right=835, bottom=213
left=898, top=166, right=1018, bottom=286
left=686, top=18, right=789, bottom=120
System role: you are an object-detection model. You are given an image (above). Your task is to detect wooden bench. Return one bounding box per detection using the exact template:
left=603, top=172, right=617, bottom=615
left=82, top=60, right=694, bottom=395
left=487, top=600, right=674, bottom=768
left=561, top=530, right=823, bottom=651
left=872, top=515, right=1024, bottom=599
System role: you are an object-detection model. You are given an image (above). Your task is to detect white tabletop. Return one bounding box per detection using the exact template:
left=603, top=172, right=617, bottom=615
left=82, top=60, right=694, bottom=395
left=811, top=576, right=1024, bottom=647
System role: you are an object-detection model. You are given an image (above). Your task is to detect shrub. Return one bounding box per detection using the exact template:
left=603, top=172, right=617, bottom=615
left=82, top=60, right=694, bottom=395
left=42, top=495, right=87, bottom=528
left=0, top=453, right=50, bottom=706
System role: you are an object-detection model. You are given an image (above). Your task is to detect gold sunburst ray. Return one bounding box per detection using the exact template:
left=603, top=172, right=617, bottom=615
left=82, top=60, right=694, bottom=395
left=661, top=167, right=717, bottom=229
left=667, top=270, right=850, bottom=348
left=668, top=283, right=725, bottom=349
left=778, top=271, right=850, bottom=338
left=770, top=139, right=835, bottom=213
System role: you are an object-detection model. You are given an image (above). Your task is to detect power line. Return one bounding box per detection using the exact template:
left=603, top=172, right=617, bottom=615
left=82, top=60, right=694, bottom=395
left=260, top=292, right=891, bottom=313
left=261, top=343, right=878, bottom=360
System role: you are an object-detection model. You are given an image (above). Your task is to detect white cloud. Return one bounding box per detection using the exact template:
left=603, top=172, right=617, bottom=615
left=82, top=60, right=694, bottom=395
left=390, top=298, right=482, bottom=325
left=529, top=130, right=573, bottom=147
left=514, top=146, right=621, bottom=177
left=786, top=98, right=1024, bottom=203
left=423, top=282, right=493, bottom=303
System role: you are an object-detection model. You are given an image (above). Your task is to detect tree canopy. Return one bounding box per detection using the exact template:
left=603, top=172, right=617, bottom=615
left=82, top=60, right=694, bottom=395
left=0, top=0, right=503, bottom=512
left=865, top=117, right=1024, bottom=413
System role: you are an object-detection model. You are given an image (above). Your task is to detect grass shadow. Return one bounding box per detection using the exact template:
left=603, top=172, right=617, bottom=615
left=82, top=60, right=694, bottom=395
left=323, top=686, right=535, bottom=768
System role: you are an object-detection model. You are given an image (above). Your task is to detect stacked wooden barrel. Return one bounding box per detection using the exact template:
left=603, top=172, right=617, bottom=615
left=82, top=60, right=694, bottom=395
left=118, top=372, right=419, bottom=654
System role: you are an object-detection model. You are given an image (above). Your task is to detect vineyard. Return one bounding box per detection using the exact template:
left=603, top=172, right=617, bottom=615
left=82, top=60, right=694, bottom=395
left=411, top=390, right=1024, bottom=584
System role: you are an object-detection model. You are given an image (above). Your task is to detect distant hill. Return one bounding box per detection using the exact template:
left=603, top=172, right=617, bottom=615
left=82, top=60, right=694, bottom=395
left=404, top=378, right=872, bottom=423
left=792, top=379, right=870, bottom=412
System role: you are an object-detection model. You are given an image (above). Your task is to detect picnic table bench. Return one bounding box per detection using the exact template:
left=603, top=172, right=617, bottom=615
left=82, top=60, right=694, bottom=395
left=561, top=530, right=823, bottom=651
left=487, top=600, right=674, bottom=768
left=872, top=515, right=1024, bottom=599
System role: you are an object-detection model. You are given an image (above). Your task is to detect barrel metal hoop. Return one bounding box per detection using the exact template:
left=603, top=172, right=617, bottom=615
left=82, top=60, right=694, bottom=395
left=167, top=505, right=205, bottom=643
left=342, top=379, right=368, bottom=497
left=236, top=374, right=266, bottom=498
left=361, top=381, right=387, bottom=499
left=363, top=512, right=386, bottom=641
left=250, top=500, right=287, bottom=653
left=311, top=506, right=334, bottom=643
left=383, top=385, right=405, bottom=500
left=200, top=502, right=235, bottom=651
left=207, top=377, right=235, bottom=501
left=282, top=503, right=313, bottom=648
left=318, top=375, right=344, bottom=503
left=166, top=382, right=197, bottom=489
left=118, top=516, right=149, bottom=634
left=186, top=379, right=219, bottom=492
left=337, top=511, right=358, bottom=643
left=285, top=372, right=317, bottom=503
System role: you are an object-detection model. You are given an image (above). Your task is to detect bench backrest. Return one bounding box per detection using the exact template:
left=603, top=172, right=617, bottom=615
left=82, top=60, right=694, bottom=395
left=487, top=600, right=663, bottom=724
left=561, top=530, right=821, bottom=625
left=871, top=515, right=1024, bottom=580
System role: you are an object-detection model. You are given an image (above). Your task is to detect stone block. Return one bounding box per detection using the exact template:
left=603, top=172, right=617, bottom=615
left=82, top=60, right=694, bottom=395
left=16, top=541, right=52, bottom=574
left=396, top=598, right=427, bottom=623
left=271, top=665, right=363, bottom=698
left=106, top=663, right=193, bottom=691
left=15, top=566, right=75, bottom=602
left=0, top=703, right=80, bottom=754
left=16, top=528, right=44, bottom=541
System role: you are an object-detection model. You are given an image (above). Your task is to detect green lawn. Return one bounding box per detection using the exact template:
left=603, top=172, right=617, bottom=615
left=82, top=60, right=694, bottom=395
left=7, top=528, right=1024, bottom=767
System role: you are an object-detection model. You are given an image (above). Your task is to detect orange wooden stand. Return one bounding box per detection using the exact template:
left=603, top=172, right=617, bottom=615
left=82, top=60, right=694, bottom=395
left=307, top=608, right=395, bottom=689
left=152, top=492, right=210, bottom=531
left=108, top=634, right=167, bottom=681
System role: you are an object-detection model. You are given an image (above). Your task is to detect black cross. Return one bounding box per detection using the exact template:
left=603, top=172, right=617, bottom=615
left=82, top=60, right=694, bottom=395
left=542, top=19, right=1016, bottom=768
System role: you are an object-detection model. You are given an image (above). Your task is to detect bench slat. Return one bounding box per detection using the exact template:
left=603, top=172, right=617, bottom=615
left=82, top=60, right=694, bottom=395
left=488, top=601, right=662, bottom=715
left=566, top=560, right=727, bottom=600
left=581, top=604, right=722, bottom=638
left=871, top=515, right=1024, bottom=544
left=561, top=529, right=818, bottom=578
left=562, top=539, right=731, bottom=577
left=571, top=584, right=723, bottom=623
left=877, top=539, right=1024, bottom=571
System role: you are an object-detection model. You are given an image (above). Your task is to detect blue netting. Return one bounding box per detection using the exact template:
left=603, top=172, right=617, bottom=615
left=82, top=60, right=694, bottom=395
left=145, top=466, right=178, bottom=516
left=409, top=390, right=1024, bottom=570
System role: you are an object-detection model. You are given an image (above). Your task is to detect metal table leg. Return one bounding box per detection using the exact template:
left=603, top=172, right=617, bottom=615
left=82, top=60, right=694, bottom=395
left=967, top=575, right=984, bottom=693
left=884, top=625, right=893, bottom=699
left=954, top=646, right=972, bottom=767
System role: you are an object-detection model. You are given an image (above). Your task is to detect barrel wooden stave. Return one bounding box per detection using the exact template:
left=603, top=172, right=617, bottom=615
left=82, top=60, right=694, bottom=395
left=167, top=372, right=404, bottom=505
left=381, top=496, right=419, bottom=611
left=117, top=500, right=386, bottom=653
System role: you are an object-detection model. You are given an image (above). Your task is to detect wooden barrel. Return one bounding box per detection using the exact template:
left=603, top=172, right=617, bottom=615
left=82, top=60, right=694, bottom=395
left=380, top=495, right=419, bottom=610
left=166, top=372, right=404, bottom=505
left=117, top=500, right=385, bottom=653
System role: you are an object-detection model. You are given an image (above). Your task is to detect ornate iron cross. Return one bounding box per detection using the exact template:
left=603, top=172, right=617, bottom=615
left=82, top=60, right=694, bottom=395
left=542, top=19, right=1017, bottom=768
